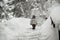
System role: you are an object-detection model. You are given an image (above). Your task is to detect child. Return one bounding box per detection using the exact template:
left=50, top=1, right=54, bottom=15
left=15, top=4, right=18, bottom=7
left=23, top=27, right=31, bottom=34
left=30, top=15, right=37, bottom=30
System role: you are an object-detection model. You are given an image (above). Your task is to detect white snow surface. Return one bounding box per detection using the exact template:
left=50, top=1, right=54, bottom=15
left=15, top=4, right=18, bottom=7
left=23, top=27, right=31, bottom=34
left=0, top=17, right=59, bottom=40
left=0, top=17, right=41, bottom=40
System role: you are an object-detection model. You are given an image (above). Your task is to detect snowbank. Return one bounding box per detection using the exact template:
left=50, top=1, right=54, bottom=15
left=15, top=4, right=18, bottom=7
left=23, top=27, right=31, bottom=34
left=48, top=5, right=60, bottom=31
left=49, top=5, right=60, bottom=24
left=0, top=17, right=59, bottom=40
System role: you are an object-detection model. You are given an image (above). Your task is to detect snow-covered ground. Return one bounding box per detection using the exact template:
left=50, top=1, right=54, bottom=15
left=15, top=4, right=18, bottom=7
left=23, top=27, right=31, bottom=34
left=0, top=17, right=59, bottom=40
